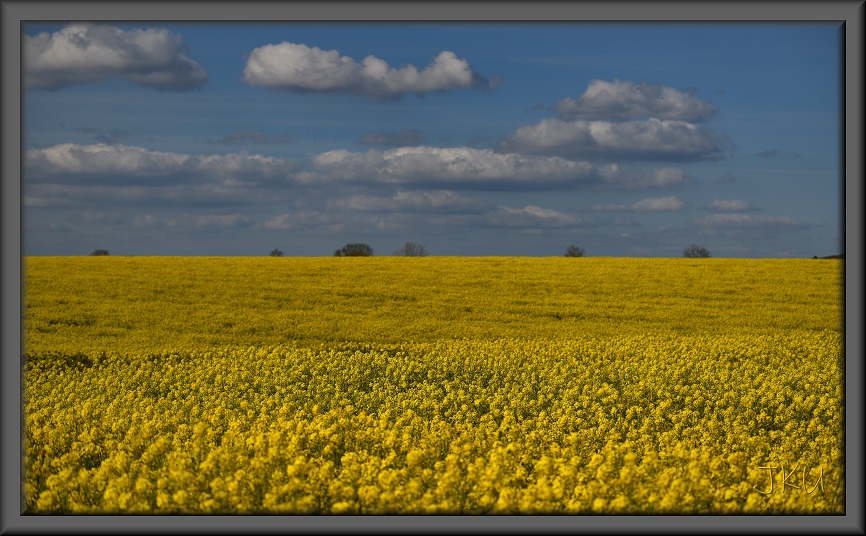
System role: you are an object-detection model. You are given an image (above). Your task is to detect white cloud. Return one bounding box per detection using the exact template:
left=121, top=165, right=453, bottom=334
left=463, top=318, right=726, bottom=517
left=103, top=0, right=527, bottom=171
left=24, top=23, right=207, bottom=91
left=264, top=200, right=589, bottom=235
left=24, top=144, right=311, bottom=208
left=311, top=146, right=596, bottom=188
left=498, top=118, right=728, bottom=162
left=26, top=144, right=300, bottom=185
left=485, top=205, right=586, bottom=228
left=194, top=152, right=299, bottom=183
left=554, top=79, right=718, bottom=122
left=704, top=199, right=760, bottom=212
left=646, top=167, right=692, bottom=187
left=263, top=211, right=342, bottom=232
left=27, top=143, right=191, bottom=179
left=328, top=190, right=487, bottom=213
left=313, top=147, right=693, bottom=191
left=27, top=143, right=697, bottom=200
left=631, top=196, right=685, bottom=211
left=165, top=213, right=254, bottom=230
left=242, top=43, right=491, bottom=99
left=592, top=196, right=685, bottom=212
left=597, top=166, right=693, bottom=189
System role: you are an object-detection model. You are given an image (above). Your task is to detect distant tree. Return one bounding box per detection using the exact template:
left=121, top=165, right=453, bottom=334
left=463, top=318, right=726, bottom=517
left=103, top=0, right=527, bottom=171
left=90, top=249, right=110, bottom=256
left=565, top=245, right=585, bottom=257
left=334, top=243, right=374, bottom=257
left=269, top=249, right=284, bottom=257
left=683, top=244, right=711, bottom=258
left=394, top=242, right=429, bottom=257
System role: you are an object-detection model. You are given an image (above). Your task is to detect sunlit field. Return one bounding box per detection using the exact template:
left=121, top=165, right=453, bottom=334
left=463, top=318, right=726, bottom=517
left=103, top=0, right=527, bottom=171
left=23, top=256, right=844, bottom=514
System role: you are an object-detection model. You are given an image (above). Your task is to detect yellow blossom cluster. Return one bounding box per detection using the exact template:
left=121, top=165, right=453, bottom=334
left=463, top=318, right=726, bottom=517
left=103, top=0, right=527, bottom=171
left=23, top=257, right=844, bottom=514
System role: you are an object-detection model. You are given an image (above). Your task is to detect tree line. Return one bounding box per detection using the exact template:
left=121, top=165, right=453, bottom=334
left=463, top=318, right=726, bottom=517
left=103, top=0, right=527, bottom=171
left=88, top=244, right=843, bottom=258
left=272, top=243, right=715, bottom=258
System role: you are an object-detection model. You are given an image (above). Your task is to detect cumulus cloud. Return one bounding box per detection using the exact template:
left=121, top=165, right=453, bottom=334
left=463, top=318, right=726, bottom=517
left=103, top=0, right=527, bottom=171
left=498, top=117, right=729, bottom=162
left=485, top=205, right=587, bottom=228
left=554, top=79, right=718, bottom=122
left=311, top=146, right=598, bottom=189
left=263, top=211, right=344, bottom=232
left=263, top=210, right=424, bottom=235
left=591, top=196, right=685, bottom=212
left=209, top=131, right=293, bottom=146
left=327, top=190, right=487, bottom=213
left=241, top=43, right=493, bottom=100
left=704, top=199, right=760, bottom=212
left=311, top=146, right=693, bottom=191
left=596, top=166, right=693, bottom=189
left=23, top=144, right=310, bottom=208
left=356, top=129, right=427, bottom=147
left=627, top=196, right=685, bottom=212
left=24, top=23, right=207, bottom=91
left=26, top=143, right=300, bottom=185
left=263, top=199, right=590, bottom=235
left=27, top=143, right=192, bottom=181
left=193, top=152, right=299, bottom=183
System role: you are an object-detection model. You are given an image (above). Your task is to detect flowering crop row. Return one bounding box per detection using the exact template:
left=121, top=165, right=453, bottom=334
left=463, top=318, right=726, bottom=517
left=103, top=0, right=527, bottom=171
left=23, top=257, right=844, bottom=514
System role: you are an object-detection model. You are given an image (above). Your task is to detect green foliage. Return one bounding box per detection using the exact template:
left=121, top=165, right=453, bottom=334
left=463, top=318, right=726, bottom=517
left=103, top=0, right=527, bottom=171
left=683, top=244, right=711, bottom=258
left=565, top=245, right=585, bottom=257
left=335, top=243, right=374, bottom=257
left=394, top=242, right=428, bottom=256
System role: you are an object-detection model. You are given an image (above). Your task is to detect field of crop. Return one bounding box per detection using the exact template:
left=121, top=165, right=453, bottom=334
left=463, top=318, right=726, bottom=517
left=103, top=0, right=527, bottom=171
left=23, top=256, right=844, bottom=514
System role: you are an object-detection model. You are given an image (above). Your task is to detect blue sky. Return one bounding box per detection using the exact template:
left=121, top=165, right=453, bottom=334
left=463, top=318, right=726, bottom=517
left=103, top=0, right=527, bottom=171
left=22, top=22, right=842, bottom=257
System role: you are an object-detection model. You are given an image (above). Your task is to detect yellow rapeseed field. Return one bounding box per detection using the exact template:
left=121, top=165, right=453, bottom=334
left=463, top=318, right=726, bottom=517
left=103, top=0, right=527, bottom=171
left=23, top=256, right=844, bottom=514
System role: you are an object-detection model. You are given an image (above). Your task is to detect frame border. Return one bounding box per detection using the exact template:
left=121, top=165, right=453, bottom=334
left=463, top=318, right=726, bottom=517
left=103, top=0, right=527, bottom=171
left=3, top=1, right=862, bottom=533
